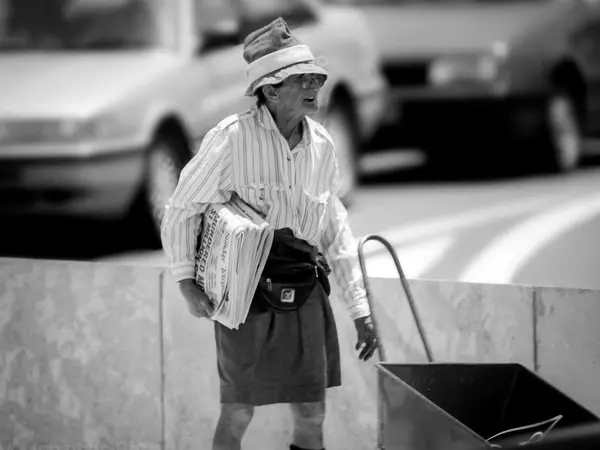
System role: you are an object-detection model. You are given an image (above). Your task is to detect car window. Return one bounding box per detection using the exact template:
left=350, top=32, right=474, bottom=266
left=235, top=0, right=316, bottom=31
left=192, top=0, right=242, bottom=50
left=193, top=0, right=239, bottom=36
left=0, top=0, right=174, bottom=51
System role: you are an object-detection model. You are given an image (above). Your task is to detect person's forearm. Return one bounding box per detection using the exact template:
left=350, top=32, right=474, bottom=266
left=179, top=278, right=201, bottom=300
left=178, top=278, right=196, bottom=289
left=161, top=204, right=205, bottom=281
left=161, top=126, right=233, bottom=281
left=320, top=196, right=371, bottom=320
left=328, top=256, right=371, bottom=320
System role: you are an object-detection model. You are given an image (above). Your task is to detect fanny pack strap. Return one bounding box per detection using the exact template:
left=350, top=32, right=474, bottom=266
left=254, top=231, right=330, bottom=313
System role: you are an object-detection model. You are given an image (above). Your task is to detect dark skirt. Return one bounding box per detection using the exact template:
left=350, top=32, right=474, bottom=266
left=214, top=283, right=341, bottom=406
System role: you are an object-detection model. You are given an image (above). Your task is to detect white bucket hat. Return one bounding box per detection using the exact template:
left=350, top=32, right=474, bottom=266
left=242, top=17, right=328, bottom=97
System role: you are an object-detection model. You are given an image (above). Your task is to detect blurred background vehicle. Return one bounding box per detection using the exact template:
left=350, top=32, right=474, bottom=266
left=326, top=0, right=600, bottom=174
left=0, top=0, right=386, bottom=244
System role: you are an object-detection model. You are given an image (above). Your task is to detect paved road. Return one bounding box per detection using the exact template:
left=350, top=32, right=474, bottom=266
left=2, top=149, right=600, bottom=291
left=351, top=151, right=600, bottom=290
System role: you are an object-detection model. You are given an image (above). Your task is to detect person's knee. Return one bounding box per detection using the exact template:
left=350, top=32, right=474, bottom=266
left=218, top=403, right=255, bottom=435
left=290, top=402, right=326, bottom=427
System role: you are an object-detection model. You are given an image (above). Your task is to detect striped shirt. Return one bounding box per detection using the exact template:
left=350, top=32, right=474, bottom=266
left=161, top=104, right=371, bottom=320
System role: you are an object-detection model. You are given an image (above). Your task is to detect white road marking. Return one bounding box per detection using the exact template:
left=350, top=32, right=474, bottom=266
left=99, top=235, right=455, bottom=281
left=361, top=196, right=553, bottom=257
left=458, top=192, right=600, bottom=285
left=362, top=235, right=455, bottom=279
left=97, top=252, right=167, bottom=267
left=359, top=149, right=425, bottom=174
left=97, top=196, right=553, bottom=273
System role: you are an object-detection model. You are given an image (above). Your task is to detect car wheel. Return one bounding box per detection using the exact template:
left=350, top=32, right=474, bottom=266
left=540, top=90, right=582, bottom=173
left=324, top=100, right=359, bottom=204
left=132, top=133, right=187, bottom=245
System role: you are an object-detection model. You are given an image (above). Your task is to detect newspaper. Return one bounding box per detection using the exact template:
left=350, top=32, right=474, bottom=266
left=195, top=194, right=273, bottom=330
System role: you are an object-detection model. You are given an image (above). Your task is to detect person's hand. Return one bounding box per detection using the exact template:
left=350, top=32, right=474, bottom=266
left=178, top=279, right=215, bottom=319
left=354, top=315, right=379, bottom=361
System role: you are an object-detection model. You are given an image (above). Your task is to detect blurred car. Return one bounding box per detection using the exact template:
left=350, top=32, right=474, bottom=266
left=326, top=0, right=600, bottom=173
left=0, top=0, right=386, bottom=242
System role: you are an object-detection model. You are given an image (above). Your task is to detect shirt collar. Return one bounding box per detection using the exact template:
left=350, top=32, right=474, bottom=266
left=257, top=104, right=277, bottom=130
left=256, top=104, right=313, bottom=145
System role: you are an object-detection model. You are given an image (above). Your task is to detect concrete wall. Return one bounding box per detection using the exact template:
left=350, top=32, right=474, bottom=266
left=0, top=258, right=163, bottom=449
left=0, top=258, right=598, bottom=449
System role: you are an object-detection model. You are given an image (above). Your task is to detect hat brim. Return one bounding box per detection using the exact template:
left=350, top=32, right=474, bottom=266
left=245, top=62, right=328, bottom=97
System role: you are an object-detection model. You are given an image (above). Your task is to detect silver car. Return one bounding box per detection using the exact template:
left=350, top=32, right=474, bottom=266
left=0, top=0, right=387, bottom=242
left=328, top=0, right=600, bottom=174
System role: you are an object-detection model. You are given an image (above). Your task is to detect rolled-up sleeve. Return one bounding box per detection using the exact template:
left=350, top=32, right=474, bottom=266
left=160, top=126, right=233, bottom=282
left=319, top=194, right=371, bottom=321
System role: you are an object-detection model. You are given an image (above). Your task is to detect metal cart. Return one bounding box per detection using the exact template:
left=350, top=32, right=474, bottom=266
left=357, top=234, right=600, bottom=450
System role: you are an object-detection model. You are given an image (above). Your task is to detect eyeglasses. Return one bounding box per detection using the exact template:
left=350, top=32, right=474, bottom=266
left=288, top=73, right=327, bottom=89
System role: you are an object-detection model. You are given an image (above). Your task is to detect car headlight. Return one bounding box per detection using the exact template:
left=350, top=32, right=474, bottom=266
left=428, top=41, right=509, bottom=86
left=0, top=119, right=93, bottom=144
left=0, top=116, right=136, bottom=145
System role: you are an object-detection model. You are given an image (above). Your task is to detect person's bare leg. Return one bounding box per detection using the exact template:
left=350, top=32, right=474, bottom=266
left=212, top=403, right=255, bottom=450
left=290, top=401, right=326, bottom=449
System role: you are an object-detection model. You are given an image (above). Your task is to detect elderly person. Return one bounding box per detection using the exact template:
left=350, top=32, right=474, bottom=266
left=161, top=17, right=378, bottom=450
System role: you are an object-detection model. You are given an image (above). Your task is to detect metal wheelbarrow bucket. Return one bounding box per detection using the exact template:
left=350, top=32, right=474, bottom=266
left=357, top=235, right=600, bottom=450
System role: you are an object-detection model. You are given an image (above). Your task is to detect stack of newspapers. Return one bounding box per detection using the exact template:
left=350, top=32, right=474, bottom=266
left=194, top=194, right=274, bottom=330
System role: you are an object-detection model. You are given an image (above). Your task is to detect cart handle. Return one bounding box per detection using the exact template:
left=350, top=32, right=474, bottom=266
left=357, top=234, right=434, bottom=363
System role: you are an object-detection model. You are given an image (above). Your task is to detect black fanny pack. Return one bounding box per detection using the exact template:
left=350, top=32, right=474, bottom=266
left=255, top=253, right=331, bottom=313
